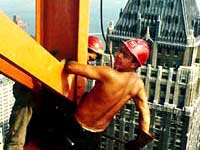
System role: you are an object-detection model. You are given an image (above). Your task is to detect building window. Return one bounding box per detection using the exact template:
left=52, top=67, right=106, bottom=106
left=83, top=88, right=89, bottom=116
left=161, top=84, right=166, bottom=93
left=165, top=30, right=168, bottom=37
left=119, top=25, right=123, bottom=31
left=166, top=49, right=170, bottom=55
left=169, top=2, right=174, bottom=9
left=170, top=87, right=175, bottom=95
left=179, top=32, right=183, bottom=38
left=174, top=16, right=178, bottom=24
left=157, top=48, right=161, bottom=54
left=172, top=31, right=176, bottom=37
left=151, top=71, right=157, bottom=78
left=131, top=25, right=137, bottom=33
left=174, top=50, right=179, bottom=56
left=180, top=76, right=187, bottom=84
left=159, top=1, right=163, bottom=7
left=159, top=97, right=165, bottom=105
left=141, top=69, right=146, bottom=76
left=126, top=12, right=131, bottom=20
left=149, top=83, right=155, bottom=103
left=146, top=0, right=150, bottom=7
left=167, top=16, right=171, bottom=24
left=172, top=62, right=177, bottom=68
left=136, top=0, right=140, bottom=6
left=134, top=13, right=137, bottom=20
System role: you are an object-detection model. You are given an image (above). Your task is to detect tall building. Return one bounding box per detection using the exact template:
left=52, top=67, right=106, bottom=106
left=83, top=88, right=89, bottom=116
left=0, top=128, right=3, bottom=150
left=108, top=0, right=200, bottom=68
left=0, top=75, right=15, bottom=143
left=101, top=0, right=200, bottom=149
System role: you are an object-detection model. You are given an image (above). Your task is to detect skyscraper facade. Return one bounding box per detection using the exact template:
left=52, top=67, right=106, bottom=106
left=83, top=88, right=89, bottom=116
left=101, top=0, right=200, bottom=149
left=0, top=75, right=15, bottom=143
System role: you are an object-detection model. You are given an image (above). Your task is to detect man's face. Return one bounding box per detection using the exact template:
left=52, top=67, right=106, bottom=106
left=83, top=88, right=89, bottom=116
left=114, top=46, right=137, bottom=71
left=87, top=50, right=98, bottom=64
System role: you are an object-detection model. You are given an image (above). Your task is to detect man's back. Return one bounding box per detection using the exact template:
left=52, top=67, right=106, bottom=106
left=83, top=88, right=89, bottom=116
left=74, top=68, right=143, bottom=132
left=65, top=38, right=153, bottom=149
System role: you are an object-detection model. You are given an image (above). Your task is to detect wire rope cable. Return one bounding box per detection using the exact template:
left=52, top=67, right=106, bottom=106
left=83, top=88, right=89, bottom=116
left=100, top=0, right=113, bottom=67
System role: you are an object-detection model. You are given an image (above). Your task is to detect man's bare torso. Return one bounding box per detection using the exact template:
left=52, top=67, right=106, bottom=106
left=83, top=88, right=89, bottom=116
left=75, top=71, right=141, bottom=132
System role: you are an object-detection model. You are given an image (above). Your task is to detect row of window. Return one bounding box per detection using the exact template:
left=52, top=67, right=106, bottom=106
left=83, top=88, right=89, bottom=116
left=157, top=48, right=183, bottom=55
left=132, top=0, right=174, bottom=9
left=161, top=30, right=185, bottom=39
left=148, top=80, right=186, bottom=107
left=116, top=21, right=183, bottom=40
left=157, top=58, right=182, bottom=69
left=123, top=12, right=179, bottom=24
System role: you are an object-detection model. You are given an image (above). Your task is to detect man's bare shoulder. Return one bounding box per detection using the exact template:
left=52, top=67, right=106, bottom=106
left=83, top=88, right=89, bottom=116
left=120, top=72, right=140, bottom=81
left=127, top=73, right=145, bottom=95
left=132, top=74, right=144, bottom=89
left=92, top=65, right=118, bottom=75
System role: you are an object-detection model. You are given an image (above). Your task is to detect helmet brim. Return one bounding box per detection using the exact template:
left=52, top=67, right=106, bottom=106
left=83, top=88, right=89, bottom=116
left=89, top=48, right=105, bottom=55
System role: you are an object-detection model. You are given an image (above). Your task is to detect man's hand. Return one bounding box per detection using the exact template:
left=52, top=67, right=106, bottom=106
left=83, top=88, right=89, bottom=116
left=124, top=130, right=154, bottom=150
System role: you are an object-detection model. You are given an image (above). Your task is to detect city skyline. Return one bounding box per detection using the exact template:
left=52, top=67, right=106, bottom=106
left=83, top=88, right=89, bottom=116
left=0, top=0, right=199, bottom=35
left=0, top=0, right=128, bottom=35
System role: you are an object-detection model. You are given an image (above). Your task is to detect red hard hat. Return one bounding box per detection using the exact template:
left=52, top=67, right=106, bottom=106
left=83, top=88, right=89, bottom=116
left=122, top=39, right=150, bottom=66
left=88, top=35, right=104, bottom=55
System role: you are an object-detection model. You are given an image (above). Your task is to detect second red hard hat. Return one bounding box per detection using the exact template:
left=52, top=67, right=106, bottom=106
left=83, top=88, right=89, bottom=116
left=88, top=35, right=104, bottom=55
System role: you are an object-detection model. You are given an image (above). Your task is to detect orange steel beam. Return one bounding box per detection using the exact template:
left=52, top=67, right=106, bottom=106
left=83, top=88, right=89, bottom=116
left=35, top=0, right=44, bottom=46
left=0, top=11, right=75, bottom=100
left=0, top=0, right=90, bottom=100
left=36, top=0, right=90, bottom=100
left=0, top=56, right=35, bottom=89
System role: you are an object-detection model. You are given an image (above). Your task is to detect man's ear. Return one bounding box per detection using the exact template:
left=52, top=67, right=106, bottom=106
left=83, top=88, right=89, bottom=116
left=131, top=62, right=139, bottom=69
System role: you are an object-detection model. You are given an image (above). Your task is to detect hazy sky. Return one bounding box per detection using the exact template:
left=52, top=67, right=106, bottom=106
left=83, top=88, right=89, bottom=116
left=0, top=0, right=35, bottom=34
left=0, top=0, right=199, bottom=34
left=90, top=0, right=128, bottom=33
left=0, top=0, right=128, bottom=34
left=197, top=0, right=200, bottom=9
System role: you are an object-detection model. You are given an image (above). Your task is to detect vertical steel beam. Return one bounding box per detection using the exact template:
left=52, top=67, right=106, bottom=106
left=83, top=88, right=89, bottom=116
left=36, top=0, right=89, bottom=62
left=35, top=0, right=90, bottom=100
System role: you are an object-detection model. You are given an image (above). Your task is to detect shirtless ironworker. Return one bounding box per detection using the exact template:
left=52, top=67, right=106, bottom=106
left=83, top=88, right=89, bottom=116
left=4, top=35, right=104, bottom=150
left=64, top=38, right=154, bottom=150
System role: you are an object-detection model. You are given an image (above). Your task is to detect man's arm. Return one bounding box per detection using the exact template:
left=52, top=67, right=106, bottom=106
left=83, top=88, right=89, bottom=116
left=134, top=85, right=150, bottom=133
left=65, top=61, right=114, bottom=81
left=125, top=79, right=154, bottom=150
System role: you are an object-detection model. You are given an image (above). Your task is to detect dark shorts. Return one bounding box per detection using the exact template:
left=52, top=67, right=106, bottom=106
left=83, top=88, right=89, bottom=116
left=63, top=115, right=102, bottom=150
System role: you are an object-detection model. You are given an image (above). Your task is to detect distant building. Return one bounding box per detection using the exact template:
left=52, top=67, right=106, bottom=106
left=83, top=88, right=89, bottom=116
left=0, top=128, right=3, bottom=150
left=101, top=0, right=200, bottom=150
left=108, top=0, right=200, bottom=68
left=0, top=75, right=15, bottom=143
left=13, top=15, right=28, bottom=32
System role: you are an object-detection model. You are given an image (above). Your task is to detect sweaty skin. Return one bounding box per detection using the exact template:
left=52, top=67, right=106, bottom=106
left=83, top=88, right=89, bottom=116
left=65, top=45, right=150, bottom=135
left=65, top=61, right=150, bottom=134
